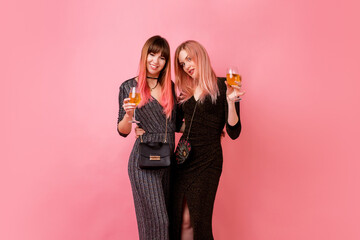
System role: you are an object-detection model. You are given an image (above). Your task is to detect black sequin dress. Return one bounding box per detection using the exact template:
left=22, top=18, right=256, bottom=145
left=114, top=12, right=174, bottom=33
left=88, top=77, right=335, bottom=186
left=170, top=78, right=241, bottom=240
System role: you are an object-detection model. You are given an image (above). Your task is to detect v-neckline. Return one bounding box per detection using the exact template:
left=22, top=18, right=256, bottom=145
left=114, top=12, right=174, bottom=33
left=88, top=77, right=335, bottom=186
left=192, top=95, right=200, bottom=102
left=151, top=95, right=161, bottom=105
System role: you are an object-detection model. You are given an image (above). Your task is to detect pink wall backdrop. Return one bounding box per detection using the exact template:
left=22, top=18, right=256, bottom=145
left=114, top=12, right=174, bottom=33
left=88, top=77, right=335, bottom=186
left=2, top=0, right=360, bottom=239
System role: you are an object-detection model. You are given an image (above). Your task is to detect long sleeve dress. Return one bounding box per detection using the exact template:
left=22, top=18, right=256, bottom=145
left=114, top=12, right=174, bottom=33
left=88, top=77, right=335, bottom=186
left=170, top=78, right=241, bottom=240
left=117, top=78, right=177, bottom=240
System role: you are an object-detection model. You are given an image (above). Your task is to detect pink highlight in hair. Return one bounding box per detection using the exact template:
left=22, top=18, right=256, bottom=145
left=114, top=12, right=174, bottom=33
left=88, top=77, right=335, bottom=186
left=175, top=40, right=219, bottom=103
left=137, top=36, right=174, bottom=118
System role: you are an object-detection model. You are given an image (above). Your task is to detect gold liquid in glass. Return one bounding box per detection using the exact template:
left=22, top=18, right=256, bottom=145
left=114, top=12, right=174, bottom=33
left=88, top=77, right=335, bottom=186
left=226, top=73, right=241, bottom=86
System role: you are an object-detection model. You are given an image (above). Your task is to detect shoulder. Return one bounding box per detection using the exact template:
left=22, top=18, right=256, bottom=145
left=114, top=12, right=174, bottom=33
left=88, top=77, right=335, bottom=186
left=119, top=77, right=137, bottom=90
left=217, top=77, right=227, bottom=92
left=217, top=77, right=226, bottom=84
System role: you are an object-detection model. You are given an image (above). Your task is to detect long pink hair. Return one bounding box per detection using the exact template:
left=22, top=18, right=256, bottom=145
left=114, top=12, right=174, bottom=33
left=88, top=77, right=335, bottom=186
left=137, top=35, right=174, bottom=118
left=174, top=40, right=219, bottom=103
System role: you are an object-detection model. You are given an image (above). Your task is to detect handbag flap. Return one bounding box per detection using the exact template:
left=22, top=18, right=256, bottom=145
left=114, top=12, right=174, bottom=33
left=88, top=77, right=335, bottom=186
left=139, top=142, right=171, bottom=158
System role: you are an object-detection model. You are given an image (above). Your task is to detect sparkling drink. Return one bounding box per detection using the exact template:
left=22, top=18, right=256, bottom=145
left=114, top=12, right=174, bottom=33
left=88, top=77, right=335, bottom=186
left=129, top=92, right=141, bottom=106
left=226, top=73, right=241, bottom=86
left=226, top=66, right=242, bottom=102
left=128, top=87, right=141, bottom=123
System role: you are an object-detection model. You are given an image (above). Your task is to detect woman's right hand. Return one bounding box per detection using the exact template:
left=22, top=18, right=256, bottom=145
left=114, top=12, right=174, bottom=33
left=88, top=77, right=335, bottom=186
left=122, top=98, right=136, bottom=118
left=225, top=81, right=245, bottom=102
left=135, top=126, right=145, bottom=138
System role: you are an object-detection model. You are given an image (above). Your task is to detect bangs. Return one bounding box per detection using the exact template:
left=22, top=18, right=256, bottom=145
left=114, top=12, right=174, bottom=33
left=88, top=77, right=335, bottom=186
left=148, top=38, right=170, bottom=60
left=184, top=44, right=198, bottom=63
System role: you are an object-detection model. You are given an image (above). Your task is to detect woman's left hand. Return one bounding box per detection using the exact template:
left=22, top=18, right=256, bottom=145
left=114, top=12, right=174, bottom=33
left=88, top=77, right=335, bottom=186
left=134, top=126, right=145, bottom=138
left=225, top=81, right=245, bottom=102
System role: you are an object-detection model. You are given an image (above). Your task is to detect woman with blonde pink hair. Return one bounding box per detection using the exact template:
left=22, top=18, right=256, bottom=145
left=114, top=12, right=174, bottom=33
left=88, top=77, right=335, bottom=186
left=170, top=40, right=244, bottom=240
left=117, top=35, right=176, bottom=240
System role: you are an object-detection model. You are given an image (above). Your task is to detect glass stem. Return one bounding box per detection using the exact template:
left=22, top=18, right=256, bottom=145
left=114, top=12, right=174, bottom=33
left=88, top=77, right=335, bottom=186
left=133, top=108, right=136, bottom=122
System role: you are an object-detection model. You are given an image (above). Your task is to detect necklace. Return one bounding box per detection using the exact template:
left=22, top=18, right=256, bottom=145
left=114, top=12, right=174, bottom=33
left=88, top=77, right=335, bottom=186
left=147, top=76, right=159, bottom=90
left=149, top=81, right=158, bottom=90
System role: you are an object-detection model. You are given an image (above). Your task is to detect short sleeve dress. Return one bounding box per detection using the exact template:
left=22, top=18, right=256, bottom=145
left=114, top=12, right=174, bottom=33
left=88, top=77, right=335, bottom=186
left=117, top=78, right=177, bottom=240
left=170, top=78, right=241, bottom=240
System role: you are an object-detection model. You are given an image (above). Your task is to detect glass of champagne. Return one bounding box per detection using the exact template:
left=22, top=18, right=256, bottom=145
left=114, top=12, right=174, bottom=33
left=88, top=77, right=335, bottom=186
left=226, top=66, right=242, bottom=102
left=128, top=86, right=141, bottom=123
left=226, top=66, right=241, bottom=86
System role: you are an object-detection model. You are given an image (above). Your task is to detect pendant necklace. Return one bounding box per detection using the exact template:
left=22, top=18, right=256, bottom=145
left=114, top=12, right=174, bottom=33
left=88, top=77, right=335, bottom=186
left=147, top=76, right=159, bottom=91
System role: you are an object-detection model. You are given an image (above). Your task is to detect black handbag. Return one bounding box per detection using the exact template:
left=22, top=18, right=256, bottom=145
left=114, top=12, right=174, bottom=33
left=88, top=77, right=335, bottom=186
left=175, top=102, right=198, bottom=165
left=138, top=118, right=171, bottom=169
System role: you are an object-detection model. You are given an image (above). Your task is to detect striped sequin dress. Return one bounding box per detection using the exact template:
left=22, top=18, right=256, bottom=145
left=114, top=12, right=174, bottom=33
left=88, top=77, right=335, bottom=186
left=117, top=78, right=176, bottom=240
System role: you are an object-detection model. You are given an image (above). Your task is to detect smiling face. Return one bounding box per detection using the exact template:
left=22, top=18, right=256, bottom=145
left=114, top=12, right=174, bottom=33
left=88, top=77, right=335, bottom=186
left=146, top=52, right=166, bottom=78
left=178, top=49, right=199, bottom=80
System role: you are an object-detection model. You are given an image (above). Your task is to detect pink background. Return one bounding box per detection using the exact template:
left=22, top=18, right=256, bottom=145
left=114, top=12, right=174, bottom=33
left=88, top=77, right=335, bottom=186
left=1, top=0, right=360, bottom=239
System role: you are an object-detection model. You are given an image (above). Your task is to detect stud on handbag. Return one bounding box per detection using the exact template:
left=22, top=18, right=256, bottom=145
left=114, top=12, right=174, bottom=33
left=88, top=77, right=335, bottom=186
left=138, top=118, right=171, bottom=169
left=175, top=102, right=198, bottom=165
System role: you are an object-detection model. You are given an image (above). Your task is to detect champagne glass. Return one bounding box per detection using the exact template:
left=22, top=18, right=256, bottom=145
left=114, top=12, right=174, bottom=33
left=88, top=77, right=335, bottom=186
left=226, top=66, right=242, bottom=102
left=226, top=66, right=241, bottom=86
left=128, top=86, right=141, bottom=123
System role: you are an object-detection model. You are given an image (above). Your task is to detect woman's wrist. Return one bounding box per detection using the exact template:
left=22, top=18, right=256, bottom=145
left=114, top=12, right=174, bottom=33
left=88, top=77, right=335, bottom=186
left=227, top=94, right=241, bottom=103
left=227, top=96, right=237, bottom=105
left=124, top=113, right=133, bottom=120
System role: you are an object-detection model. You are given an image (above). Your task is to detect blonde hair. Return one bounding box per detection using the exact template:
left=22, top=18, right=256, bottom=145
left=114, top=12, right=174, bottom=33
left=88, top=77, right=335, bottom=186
left=137, top=35, right=174, bottom=118
left=174, top=40, right=218, bottom=103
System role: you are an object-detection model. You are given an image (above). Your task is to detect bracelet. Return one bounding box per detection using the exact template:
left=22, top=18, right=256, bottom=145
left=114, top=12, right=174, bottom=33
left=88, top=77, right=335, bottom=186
left=227, top=96, right=241, bottom=102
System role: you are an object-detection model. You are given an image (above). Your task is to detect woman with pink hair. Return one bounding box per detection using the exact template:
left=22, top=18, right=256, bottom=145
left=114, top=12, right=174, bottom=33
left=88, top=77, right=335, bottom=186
left=117, top=35, right=176, bottom=240
left=170, top=40, right=244, bottom=240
